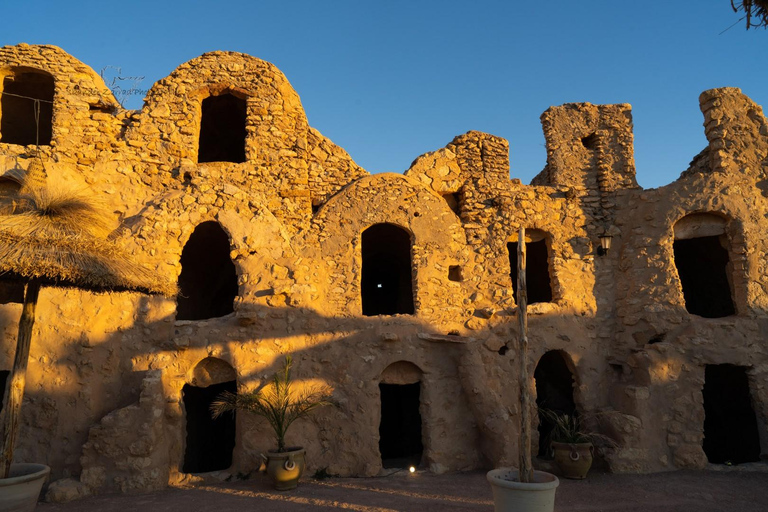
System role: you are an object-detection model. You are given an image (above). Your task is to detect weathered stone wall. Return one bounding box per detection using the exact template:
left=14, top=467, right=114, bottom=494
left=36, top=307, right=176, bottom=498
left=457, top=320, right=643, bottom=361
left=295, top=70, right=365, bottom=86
left=0, top=44, right=767, bottom=500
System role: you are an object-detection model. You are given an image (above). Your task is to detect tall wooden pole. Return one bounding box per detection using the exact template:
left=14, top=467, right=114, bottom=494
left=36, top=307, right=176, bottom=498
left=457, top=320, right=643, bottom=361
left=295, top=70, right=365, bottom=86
left=517, top=227, right=533, bottom=483
left=0, top=279, right=41, bottom=479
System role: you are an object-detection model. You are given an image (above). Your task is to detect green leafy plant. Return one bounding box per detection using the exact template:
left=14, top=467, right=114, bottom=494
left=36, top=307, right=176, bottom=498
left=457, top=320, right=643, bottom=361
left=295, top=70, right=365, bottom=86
left=211, top=355, right=335, bottom=453
left=539, top=409, right=617, bottom=446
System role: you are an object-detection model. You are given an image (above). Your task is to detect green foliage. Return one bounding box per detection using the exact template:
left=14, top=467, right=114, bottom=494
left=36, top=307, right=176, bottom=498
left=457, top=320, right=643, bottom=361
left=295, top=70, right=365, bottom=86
left=539, top=408, right=617, bottom=446
left=211, top=355, right=335, bottom=453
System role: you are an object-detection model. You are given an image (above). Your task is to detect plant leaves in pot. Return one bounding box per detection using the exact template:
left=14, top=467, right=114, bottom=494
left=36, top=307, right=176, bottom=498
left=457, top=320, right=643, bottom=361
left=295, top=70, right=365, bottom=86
left=539, top=409, right=615, bottom=480
left=211, top=355, right=335, bottom=490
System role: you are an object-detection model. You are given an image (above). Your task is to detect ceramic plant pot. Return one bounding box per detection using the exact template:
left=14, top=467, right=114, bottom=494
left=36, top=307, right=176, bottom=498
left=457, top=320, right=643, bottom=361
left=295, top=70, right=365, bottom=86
left=262, top=447, right=305, bottom=490
left=0, top=463, right=51, bottom=512
left=486, top=468, right=559, bottom=512
left=551, top=441, right=593, bottom=479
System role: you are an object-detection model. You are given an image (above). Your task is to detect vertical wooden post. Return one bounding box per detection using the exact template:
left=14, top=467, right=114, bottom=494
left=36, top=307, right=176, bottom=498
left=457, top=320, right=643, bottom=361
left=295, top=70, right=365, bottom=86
left=0, top=279, right=41, bottom=479
left=517, top=227, right=533, bottom=483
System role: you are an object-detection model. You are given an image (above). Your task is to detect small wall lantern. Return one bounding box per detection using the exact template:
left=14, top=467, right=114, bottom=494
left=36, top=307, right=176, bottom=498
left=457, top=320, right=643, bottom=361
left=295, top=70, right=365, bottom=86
left=597, top=233, right=613, bottom=256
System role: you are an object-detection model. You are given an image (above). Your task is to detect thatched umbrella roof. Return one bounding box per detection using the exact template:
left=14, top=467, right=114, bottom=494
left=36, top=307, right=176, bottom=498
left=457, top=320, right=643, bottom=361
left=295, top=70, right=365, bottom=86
left=0, top=165, right=176, bottom=297
left=733, top=0, right=768, bottom=29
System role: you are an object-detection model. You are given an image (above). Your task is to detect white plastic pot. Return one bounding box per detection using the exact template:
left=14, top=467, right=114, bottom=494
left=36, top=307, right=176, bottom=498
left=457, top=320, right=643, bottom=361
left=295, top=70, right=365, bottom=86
left=0, top=463, right=50, bottom=512
left=486, top=468, right=559, bottom=512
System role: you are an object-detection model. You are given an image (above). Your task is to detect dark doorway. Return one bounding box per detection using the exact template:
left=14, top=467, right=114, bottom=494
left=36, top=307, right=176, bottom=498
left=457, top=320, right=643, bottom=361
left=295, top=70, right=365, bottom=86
left=182, top=379, right=236, bottom=473
left=1, top=71, right=54, bottom=146
left=702, top=364, right=761, bottom=465
left=0, top=370, right=9, bottom=415
left=198, top=93, right=247, bottom=163
left=379, top=383, right=423, bottom=468
left=508, top=237, right=552, bottom=304
left=673, top=236, right=734, bottom=318
left=361, top=224, right=414, bottom=316
left=535, top=351, right=577, bottom=457
left=177, top=221, right=238, bottom=320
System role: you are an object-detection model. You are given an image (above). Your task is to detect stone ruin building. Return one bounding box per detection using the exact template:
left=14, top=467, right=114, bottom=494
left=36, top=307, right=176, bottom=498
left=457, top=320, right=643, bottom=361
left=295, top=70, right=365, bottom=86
left=0, top=43, right=767, bottom=499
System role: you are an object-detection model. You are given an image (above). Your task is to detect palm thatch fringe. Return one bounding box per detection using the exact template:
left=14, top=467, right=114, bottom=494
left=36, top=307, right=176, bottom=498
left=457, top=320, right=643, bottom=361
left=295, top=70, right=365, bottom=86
left=732, top=0, right=768, bottom=29
left=0, top=176, right=176, bottom=296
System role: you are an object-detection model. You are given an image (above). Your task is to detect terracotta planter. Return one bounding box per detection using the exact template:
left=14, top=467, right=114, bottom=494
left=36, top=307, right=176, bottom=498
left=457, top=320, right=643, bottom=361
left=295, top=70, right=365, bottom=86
left=0, top=463, right=50, bottom=512
left=486, top=468, right=559, bottom=512
left=261, top=447, right=305, bottom=490
left=551, top=441, right=593, bottom=479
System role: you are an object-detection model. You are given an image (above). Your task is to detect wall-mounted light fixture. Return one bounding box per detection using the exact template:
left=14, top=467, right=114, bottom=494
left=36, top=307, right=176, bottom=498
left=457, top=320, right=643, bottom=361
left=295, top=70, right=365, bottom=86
left=597, top=233, right=613, bottom=256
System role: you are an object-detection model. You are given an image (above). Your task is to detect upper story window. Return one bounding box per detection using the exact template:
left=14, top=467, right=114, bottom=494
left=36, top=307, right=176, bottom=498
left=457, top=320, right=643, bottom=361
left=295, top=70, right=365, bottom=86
left=508, top=229, right=553, bottom=305
left=198, top=93, right=246, bottom=163
left=0, top=69, right=54, bottom=146
left=177, top=221, right=238, bottom=320
left=361, top=223, right=414, bottom=316
left=672, top=213, right=735, bottom=318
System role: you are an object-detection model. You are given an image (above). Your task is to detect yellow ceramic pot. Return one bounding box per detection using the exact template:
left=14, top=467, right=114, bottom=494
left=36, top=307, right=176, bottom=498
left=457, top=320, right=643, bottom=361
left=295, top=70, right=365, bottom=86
left=551, top=442, right=593, bottom=479
left=262, top=447, right=305, bottom=490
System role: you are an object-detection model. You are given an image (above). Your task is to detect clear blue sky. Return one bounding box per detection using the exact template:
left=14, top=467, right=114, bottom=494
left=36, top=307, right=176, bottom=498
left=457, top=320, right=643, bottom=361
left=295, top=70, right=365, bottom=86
left=1, top=1, right=765, bottom=188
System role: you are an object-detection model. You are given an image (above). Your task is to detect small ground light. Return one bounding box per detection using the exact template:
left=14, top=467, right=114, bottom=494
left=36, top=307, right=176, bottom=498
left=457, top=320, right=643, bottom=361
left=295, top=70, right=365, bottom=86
left=409, top=466, right=416, bottom=473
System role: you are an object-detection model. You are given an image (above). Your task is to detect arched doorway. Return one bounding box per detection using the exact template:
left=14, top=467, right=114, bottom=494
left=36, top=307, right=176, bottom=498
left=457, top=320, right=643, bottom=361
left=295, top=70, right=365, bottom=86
left=177, top=221, right=239, bottom=320
left=534, top=350, right=577, bottom=457
left=672, top=213, right=735, bottom=318
left=379, top=361, right=423, bottom=468
left=361, top=223, right=414, bottom=316
left=703, top=364, right=761, bottom=464
left=508, top=229, right=553, bottom=305
left=182, top=358, right=237, bottom=473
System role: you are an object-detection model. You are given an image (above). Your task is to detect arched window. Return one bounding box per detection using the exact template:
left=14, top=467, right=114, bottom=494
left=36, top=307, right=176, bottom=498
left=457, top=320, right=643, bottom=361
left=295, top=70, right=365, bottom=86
left=0, top=69, right=54, bottom=146
left=361, top=223, right=414, bottom=316
left=177, top=221, right=238, bottom=320
left=508, top=229, right=553, bottom=304
left=534, top=350, right=577, bottom=457
left=379, top=361, right=423, bottom=468
left=672, top=213, right=735, bottom=318
left=182, top=358, right=237, bottom=473
left=197, top=93, right=247, bottom=163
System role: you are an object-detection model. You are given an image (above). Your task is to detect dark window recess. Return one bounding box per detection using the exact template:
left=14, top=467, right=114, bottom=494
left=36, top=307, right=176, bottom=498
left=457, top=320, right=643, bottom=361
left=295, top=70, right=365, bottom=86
left=1, top=71, right=54, bottom=146
left=198, top=93, right=246, bottom=163
left=442, top=192, right=460, bottom=215
left=508, top=239, right=553, bottom=304
left=0, top=281, right=24, bottom=304
left=182, top=380, right=236, bottom=473
left=177, top=221, right=238, bottom=321
left=703, top=364, right=760, bottom=465
left=535, top=351, right=576, bottom=458
left=0, top=370, right=9, bottom=415
left=379, top=383, right=423, bottom=468
left=673, top=236, right=735, bottom=318
left=448, top=265, right=462, bottom=282
left=361, top=224, right=414, bottom=316
left=581, top=133, right=598, bottom=150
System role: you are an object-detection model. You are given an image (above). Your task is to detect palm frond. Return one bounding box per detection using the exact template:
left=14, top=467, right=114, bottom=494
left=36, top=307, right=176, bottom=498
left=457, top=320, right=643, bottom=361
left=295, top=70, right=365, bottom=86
left=732, top=0, right=768, bottom=29
left=211, top=356, right=336, bottom=452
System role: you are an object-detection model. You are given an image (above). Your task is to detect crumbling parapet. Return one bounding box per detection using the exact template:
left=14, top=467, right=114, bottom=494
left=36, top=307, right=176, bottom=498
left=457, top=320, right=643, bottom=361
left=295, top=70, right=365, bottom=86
left=700, top=87, right=768, bottom=175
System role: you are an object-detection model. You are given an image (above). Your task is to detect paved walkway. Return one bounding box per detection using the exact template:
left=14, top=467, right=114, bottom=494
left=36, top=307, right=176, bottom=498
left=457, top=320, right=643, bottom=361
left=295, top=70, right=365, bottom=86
left=38, top=468, right=768, bottom=512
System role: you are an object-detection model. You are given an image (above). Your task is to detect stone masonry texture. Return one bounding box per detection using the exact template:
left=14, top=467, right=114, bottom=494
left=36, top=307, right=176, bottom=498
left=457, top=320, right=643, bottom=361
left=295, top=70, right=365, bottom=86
left=0, top=44, right=767, bottom=500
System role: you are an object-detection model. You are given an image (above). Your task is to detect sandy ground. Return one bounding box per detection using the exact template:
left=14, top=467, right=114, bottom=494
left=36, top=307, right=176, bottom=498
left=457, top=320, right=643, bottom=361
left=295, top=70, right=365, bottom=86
left=37, top=467, right=768, bottom=512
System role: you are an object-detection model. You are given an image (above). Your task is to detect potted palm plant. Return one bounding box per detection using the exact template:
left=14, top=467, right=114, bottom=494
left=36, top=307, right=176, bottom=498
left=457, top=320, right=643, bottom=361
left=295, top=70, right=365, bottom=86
left=539, top=409, right=615, bottom=479
left=0, top=160, right=175, bottom=511
left=211, top=355, right=334, bottom=491
left=486, top=228, right=559, bottom=512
